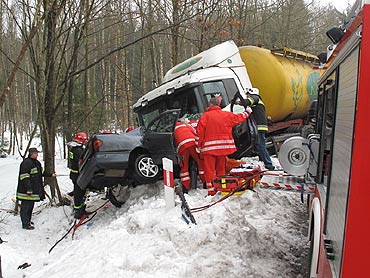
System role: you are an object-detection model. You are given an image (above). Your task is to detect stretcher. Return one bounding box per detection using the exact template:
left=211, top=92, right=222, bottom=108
left=213, top=164, right=262, bottom=195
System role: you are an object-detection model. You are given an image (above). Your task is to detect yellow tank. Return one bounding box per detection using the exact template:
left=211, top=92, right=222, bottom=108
left=239, top=46, right=321, bottom=122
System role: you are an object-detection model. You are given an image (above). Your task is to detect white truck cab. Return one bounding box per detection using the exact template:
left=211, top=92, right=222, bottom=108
left=134, top=40, right=252, bottom=126
left=133, top=40, right=257, bottom=160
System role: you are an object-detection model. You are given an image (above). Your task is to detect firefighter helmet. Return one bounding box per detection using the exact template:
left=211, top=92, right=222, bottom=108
left=73, top=132, right=88, bottom=144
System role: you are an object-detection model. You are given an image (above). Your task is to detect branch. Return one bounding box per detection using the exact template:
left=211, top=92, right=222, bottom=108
left=69, top=2, right=218, bottom=78
left=0, top=0, right=44, bottom=109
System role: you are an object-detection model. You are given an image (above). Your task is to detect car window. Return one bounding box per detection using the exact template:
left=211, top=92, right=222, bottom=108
left=148, top=110, right=180, bottom=133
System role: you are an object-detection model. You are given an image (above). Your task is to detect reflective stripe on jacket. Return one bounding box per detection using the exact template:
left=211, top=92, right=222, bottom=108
left=16, top=157, right=44, bottom=201
left=246, top=95, right=268, bottom=132
left=196, top=106, right=249, bottom=156
left=68, top=144, right=84, bottom=174
left=174, top=122, right=197, bottom=154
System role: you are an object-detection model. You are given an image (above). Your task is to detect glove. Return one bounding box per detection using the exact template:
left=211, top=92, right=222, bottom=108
left=26, top=190, right=33, bottom=195
left=245, top=106, right=252, bottom=114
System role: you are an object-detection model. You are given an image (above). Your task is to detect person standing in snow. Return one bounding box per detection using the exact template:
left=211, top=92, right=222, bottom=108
left=67, top=132, right=88, bottom=219
left=16, top=148, right=45, bottom=230
left=196, top=96, right=252, bottom=196
left=245, top=88, right=274, bottom=170
left=174, top=117, right=205, bottom=193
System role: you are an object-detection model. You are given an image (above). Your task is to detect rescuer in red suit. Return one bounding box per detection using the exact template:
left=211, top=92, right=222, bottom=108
left=196, top=96, right=252, bottom=196
left=174, top=118, right=205, bottom=193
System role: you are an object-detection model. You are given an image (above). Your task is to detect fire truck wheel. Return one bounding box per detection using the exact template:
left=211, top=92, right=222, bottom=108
left=308, top=228, right=315, bottom=277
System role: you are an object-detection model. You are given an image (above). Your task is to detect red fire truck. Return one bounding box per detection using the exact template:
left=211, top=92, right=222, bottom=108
left=273, top=1, right=370, bottom=277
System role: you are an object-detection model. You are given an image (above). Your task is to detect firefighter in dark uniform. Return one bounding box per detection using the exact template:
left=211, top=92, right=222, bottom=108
left=67, top=132, right=88, bottom=218
left=16, top=148, right=45, bottom=230
left=245, top=88, right=274, bottom=170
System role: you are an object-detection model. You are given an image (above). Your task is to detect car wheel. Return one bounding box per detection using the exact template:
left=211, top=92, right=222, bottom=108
left=133, top=153, right=160, bottom=184
left=107, top=184, right=131, bottom=208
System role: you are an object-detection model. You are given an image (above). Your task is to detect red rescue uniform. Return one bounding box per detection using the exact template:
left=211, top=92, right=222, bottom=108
left=174, top=121, right=205, bottom=191
left=196, top=106, right=250, bottom=195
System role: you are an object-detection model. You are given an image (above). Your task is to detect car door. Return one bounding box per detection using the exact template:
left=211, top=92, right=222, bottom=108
left=227, top=91, right=259, bottom=159
left=143, top=109, right=180, bottom=165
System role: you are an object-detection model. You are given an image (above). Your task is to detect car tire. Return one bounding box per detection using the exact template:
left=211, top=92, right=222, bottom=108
left=107, top=184, right=131, bottom=208
left=132, top=153, right=160, bottom=184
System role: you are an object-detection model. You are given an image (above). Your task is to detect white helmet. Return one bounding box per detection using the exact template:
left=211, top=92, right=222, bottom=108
left=246, top=88, right=259, bottom=95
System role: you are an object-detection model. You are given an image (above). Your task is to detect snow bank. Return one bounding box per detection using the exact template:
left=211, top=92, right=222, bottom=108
left=0, top=156, right=309, bottom=278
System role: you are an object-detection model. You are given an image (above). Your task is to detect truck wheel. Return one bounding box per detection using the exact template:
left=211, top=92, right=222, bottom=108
left=107, top=184, right=131, bottom=208
left=133, top=153, right=160, bottom=184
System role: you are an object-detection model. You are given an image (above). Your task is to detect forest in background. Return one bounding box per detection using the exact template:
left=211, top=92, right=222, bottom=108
left=0, top=0, right=348, bottom=199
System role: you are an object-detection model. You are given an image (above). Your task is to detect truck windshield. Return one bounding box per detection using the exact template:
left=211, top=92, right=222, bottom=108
left=203, top=81, right=228, bottom=108
left=137, top=86, right=203, bottom=127
left=140, top=100, right=166, bottom=128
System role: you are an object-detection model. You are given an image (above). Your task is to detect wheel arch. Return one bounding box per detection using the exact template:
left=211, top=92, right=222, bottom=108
left=128, top=147, right=150, bottom=169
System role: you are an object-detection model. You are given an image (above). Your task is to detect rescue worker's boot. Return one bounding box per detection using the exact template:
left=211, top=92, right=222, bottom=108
left=22, top=224, right=35, bottom=230
left=182, top=185, right=189, bottom=194
left=265, top=164, right=275, bottom=171
left=74, top=204, right=87, bottom=219
left=206, top=182, right=217, bottom=196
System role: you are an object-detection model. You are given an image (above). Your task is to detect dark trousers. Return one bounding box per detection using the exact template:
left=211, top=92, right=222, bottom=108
left=71, top=174, right=86, bottom=209
left=20, top=200, right=34, bottom=227
left=257, top=132, right=273, bottom=166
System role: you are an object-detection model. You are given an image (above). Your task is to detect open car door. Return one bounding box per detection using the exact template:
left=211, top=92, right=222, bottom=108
left=143, top=109, right=181, bottom=165
left=227, top=91, right=259, bottom=159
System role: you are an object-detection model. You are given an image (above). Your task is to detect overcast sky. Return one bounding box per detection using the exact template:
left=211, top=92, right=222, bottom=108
left=319, top=0, right=356, bottom=11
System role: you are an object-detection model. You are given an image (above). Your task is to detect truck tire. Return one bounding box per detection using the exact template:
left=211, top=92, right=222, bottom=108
left=107, top=184, right=131, bottom=208
left=132, top=153, right=160, bottom=184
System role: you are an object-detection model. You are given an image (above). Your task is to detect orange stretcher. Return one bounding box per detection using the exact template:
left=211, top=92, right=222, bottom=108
left=213, top=164, right=262, bottom=195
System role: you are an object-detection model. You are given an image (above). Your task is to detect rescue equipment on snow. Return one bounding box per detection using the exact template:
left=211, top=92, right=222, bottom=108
left=213, top=164, right=262, bottom=195
left=190, top=167, right=263, bottom=213
left=48, top=200, right=109, bottom=253
left=17, top=262, right=31, bottom=269
left=175, top=185, right=196, bottom=225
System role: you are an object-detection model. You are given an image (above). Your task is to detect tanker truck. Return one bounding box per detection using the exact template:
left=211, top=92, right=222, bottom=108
left=240, top=46, right=320, bottom=128
left=134, top=40, right=321, bottom=155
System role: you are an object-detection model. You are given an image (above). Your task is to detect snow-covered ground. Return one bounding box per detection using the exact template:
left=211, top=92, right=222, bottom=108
left=0, top=153, right=310, bottom=278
